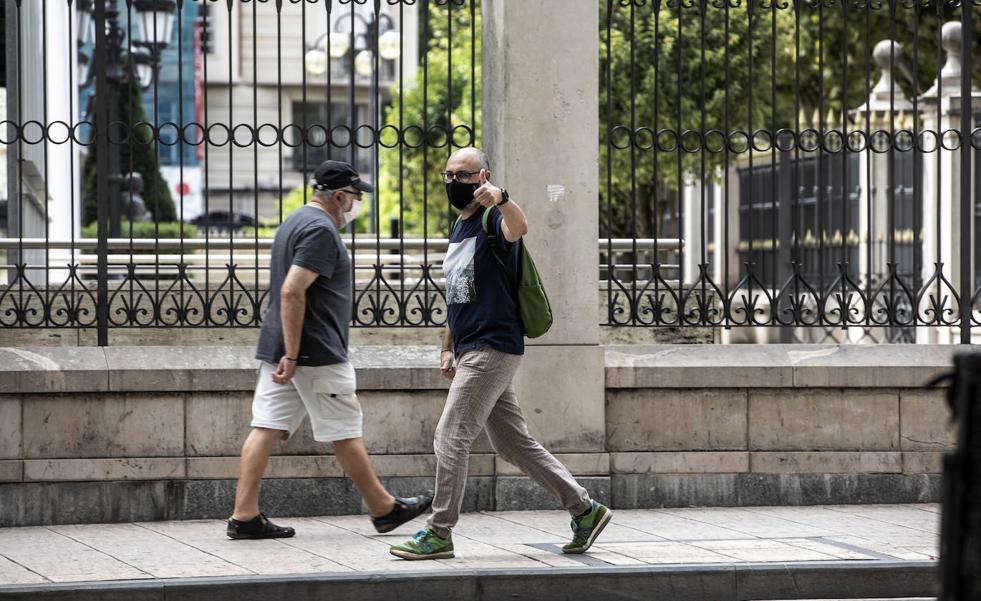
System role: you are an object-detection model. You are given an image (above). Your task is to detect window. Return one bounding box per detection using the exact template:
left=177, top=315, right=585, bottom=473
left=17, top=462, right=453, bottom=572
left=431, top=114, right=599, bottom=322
left=290, top=101, right=372, bottom=176
left=196, top=4, right=214, bottom=55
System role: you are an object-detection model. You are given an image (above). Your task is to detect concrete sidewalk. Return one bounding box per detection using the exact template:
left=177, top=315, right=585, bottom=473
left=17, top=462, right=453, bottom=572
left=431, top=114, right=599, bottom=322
left=0, top=504, right=940, bottom=600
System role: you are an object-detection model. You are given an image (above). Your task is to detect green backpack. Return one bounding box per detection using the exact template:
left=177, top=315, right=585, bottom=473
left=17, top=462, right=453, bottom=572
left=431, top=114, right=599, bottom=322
left=454, top=208, right=553, bottom=338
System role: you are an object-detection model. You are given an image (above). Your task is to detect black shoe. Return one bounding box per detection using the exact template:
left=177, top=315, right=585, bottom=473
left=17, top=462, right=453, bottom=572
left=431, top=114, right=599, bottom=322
left=371, top=493, right=435, bottom=534
left=226, top=513, right=296, bottom=539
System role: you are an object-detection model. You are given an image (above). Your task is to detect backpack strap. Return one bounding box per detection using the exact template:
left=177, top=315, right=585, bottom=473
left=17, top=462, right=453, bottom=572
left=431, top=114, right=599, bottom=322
left=481, top=206, right=499, bottom=253
left=480, top=207, right=522, bottom=292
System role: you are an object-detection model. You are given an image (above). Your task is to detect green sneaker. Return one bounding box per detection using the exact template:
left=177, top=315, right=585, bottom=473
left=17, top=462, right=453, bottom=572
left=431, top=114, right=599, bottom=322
left=562, top=501, right=612, bottom=554
left=390, top=528, right=455, bottom=560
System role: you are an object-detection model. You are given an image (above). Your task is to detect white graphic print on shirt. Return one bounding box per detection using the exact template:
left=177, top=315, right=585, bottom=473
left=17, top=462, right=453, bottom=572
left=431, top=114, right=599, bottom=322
left=443, top=236, right=476, bottom=305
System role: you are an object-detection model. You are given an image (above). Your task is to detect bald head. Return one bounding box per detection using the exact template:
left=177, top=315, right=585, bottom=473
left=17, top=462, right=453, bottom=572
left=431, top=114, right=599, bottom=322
left=447, top=147, right=490, bottom=172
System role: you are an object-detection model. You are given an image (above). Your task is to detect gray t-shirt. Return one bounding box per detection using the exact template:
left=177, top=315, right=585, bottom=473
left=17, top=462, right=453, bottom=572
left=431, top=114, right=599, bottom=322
left=256, top=205, right=351, bottom=366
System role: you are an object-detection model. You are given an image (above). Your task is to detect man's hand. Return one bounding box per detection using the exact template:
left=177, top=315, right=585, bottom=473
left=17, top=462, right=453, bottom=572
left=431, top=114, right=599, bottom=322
left=272, top=356, right=297, bottom=385
left=473, top=169, right=502, bottom=208
left=440, top=350, right=456, bottom=380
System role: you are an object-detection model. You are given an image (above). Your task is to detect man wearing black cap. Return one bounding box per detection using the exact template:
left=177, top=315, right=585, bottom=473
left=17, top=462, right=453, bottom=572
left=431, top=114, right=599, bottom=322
left=227, top=160, right=432, bottom=539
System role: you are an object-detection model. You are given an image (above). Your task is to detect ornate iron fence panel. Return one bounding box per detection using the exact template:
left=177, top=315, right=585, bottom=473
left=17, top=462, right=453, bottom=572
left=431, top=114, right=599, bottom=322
left=602, top=0, right=979, bottom=342
left=1, top=0, right=478, bottom=343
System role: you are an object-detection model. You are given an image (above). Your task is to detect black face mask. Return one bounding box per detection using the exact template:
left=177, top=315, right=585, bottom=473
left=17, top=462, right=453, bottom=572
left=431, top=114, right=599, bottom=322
left=446, top=181, right=479, bottom=211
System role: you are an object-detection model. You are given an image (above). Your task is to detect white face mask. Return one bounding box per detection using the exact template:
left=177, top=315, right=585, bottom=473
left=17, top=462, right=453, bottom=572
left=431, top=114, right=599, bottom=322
left=341, top=199, right=363, bottom=227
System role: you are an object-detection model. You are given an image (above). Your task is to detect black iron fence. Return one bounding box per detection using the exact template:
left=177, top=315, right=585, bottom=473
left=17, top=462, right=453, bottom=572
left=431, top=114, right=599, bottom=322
left=0, top=0, right=478, bottom=344
left=4, top=0, right=981, bottom=344
left=602, top=0, right=980, bottom=342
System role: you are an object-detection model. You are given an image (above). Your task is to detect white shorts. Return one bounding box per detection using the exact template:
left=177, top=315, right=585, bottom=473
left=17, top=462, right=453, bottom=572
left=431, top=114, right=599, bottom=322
left=251, top=361, right=363, bottom=442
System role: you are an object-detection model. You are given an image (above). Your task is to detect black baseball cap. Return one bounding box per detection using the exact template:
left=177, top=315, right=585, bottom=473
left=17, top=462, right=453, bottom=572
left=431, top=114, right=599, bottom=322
left=311, top=160, right=374, bottom=193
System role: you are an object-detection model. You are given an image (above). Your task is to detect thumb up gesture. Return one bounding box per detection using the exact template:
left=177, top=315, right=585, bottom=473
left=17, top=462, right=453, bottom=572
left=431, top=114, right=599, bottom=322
left=473, top=169, right=503, bottom=208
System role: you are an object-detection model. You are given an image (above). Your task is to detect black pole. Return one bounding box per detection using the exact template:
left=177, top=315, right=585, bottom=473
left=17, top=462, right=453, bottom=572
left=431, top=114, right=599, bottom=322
left=94, top=0, right=110, bottom=346
left=959, top=6, right=973, bottom=344
left=106, top=0, right=123, bottom=240
left=777, top=142, right=793, bottom=342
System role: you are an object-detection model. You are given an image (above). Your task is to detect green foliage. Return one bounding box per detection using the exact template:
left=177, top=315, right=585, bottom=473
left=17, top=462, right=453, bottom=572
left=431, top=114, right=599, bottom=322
left=600, top=1, right=981, bottom=238
left=601, top=2, right=785, bottom=237
left=81, top=221, right=197, bottom=240
left=377, top=0, right=480, bottom=238
left=278, top=185, right=312, bottom=221
left=82, top=75, right=176, bottom=227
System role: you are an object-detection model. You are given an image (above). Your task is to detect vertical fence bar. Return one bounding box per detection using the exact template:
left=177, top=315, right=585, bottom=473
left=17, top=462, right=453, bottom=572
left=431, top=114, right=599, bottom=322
left=94, top=0, right=110, bottom=346
left=960, top=0, right=973, bottom=344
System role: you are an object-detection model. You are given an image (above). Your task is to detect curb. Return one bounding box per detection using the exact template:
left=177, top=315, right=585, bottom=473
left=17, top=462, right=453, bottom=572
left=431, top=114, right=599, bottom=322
left=0, top=560, right=938, bottom=601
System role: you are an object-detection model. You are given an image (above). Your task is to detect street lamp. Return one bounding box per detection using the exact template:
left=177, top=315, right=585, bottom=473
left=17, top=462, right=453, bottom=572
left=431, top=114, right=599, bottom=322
left=76, top=0, right=177, bottom=238
left=303, top=12, right=400, bottom=78
left=303, top=10, right=400, bottom=234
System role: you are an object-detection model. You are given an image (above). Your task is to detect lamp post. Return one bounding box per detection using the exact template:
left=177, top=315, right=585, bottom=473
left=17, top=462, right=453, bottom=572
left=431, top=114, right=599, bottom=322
left=77, top=0, right=177, bottom=237
left=303, top=9, right=400, bottom=233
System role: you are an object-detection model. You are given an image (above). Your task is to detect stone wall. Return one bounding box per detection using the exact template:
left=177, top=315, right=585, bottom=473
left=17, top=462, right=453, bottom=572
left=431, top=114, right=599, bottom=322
left=0, top=344, right=963, bottom=526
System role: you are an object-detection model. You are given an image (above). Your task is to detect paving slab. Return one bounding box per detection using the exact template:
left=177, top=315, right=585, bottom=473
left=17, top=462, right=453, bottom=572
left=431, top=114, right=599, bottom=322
left=50, top=523, right=250, bottom=579
left=0, top=505, right=940, bottom=600
left=0, top=527, right=149, bottom=583
left=137, top=520, right=352, bottom=575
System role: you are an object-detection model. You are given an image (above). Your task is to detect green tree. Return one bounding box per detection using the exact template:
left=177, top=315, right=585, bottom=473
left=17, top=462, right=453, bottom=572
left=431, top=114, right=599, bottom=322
left=600, top=1, right=980, bottom=239
left=82, top=75, right=176, bottom=227
left=601, top=2, right=789, bottom=238
left=377, top=0, right=480, bottom=238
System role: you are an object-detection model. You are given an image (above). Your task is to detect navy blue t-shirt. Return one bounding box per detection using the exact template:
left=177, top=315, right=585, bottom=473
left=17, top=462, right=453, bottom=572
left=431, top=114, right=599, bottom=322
left=443, top=206, right=524, bottom=357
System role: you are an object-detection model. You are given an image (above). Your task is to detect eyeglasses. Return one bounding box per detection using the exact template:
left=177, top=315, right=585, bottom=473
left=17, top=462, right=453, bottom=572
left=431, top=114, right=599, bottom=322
left=339, top=188, right=364, bottom=200
left=440, top=170, right=480, bottom=184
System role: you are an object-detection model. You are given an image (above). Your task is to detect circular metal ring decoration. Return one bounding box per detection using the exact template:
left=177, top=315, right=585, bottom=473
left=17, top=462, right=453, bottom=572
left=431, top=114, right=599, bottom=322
left=869, top=129, right=891, bottom=154
left=131, top=121, right=156, bottom=146
left=751, top=129, right=773, bottom=153
left=158, top=122, right=182, bottom=147
left=704, top=129, right=727, bottom=154
left=71, top=121, right=96, bottom=146
left=681, top=130, right=703, bottom=154
left=401, top=125, right=425, bottom=149
left=106, top=120, right=131, bottom=146
left=46, top=121, right=73, bottom=145
left=21, top=120, right=47, bottom=145
left=634, top=127, right=655, bottom=151
left=206, top=122, right=232, bottom=147
left=894, top=129, right=915, bottom=153
left=305, top=124, right=329, bottom=148
left=451, top=124, right=474, bottom=148
left=609, top=125, right=632, bottom=150
left=940, top=128, right=961, bottom=151
left=798, top=128, right=820, bottom=153
left=774, top=128, right=796, bottom=152
left=231, top=123, right=255, bottom=148
left=280, top=124, right=304, bottom=148
left=0, top=120, right=19, bottom=145
left=256, top=123, right=280, bottom=147
left=353, top=124, right=377, bottom=149
left=426, top=125, right=449, bottom=149
left=657, top=128, right=679, bottom=153
left=846, top=129, right=868, bottom=153
left=727, top=130, right=749, bottom=154
left=378, top=124, right=401, bottom=149
left=183, top=122, right=207, bottom=146
left=822, top=129, right=844, bottom=154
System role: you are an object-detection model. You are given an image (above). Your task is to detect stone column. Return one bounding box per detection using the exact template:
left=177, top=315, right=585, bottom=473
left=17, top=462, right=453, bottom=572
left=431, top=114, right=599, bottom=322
left=918, top=22, right=980, bottom=344
left=682, top=176, right=704, bottom=286
left=850, top=40, right=914, bottom=343
left=482, top=1, right=605, bottom=456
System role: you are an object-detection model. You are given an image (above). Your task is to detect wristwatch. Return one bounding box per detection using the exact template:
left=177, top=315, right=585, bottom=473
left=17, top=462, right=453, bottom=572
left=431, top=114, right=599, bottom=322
left=496, top=188, right=510, bottom=206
